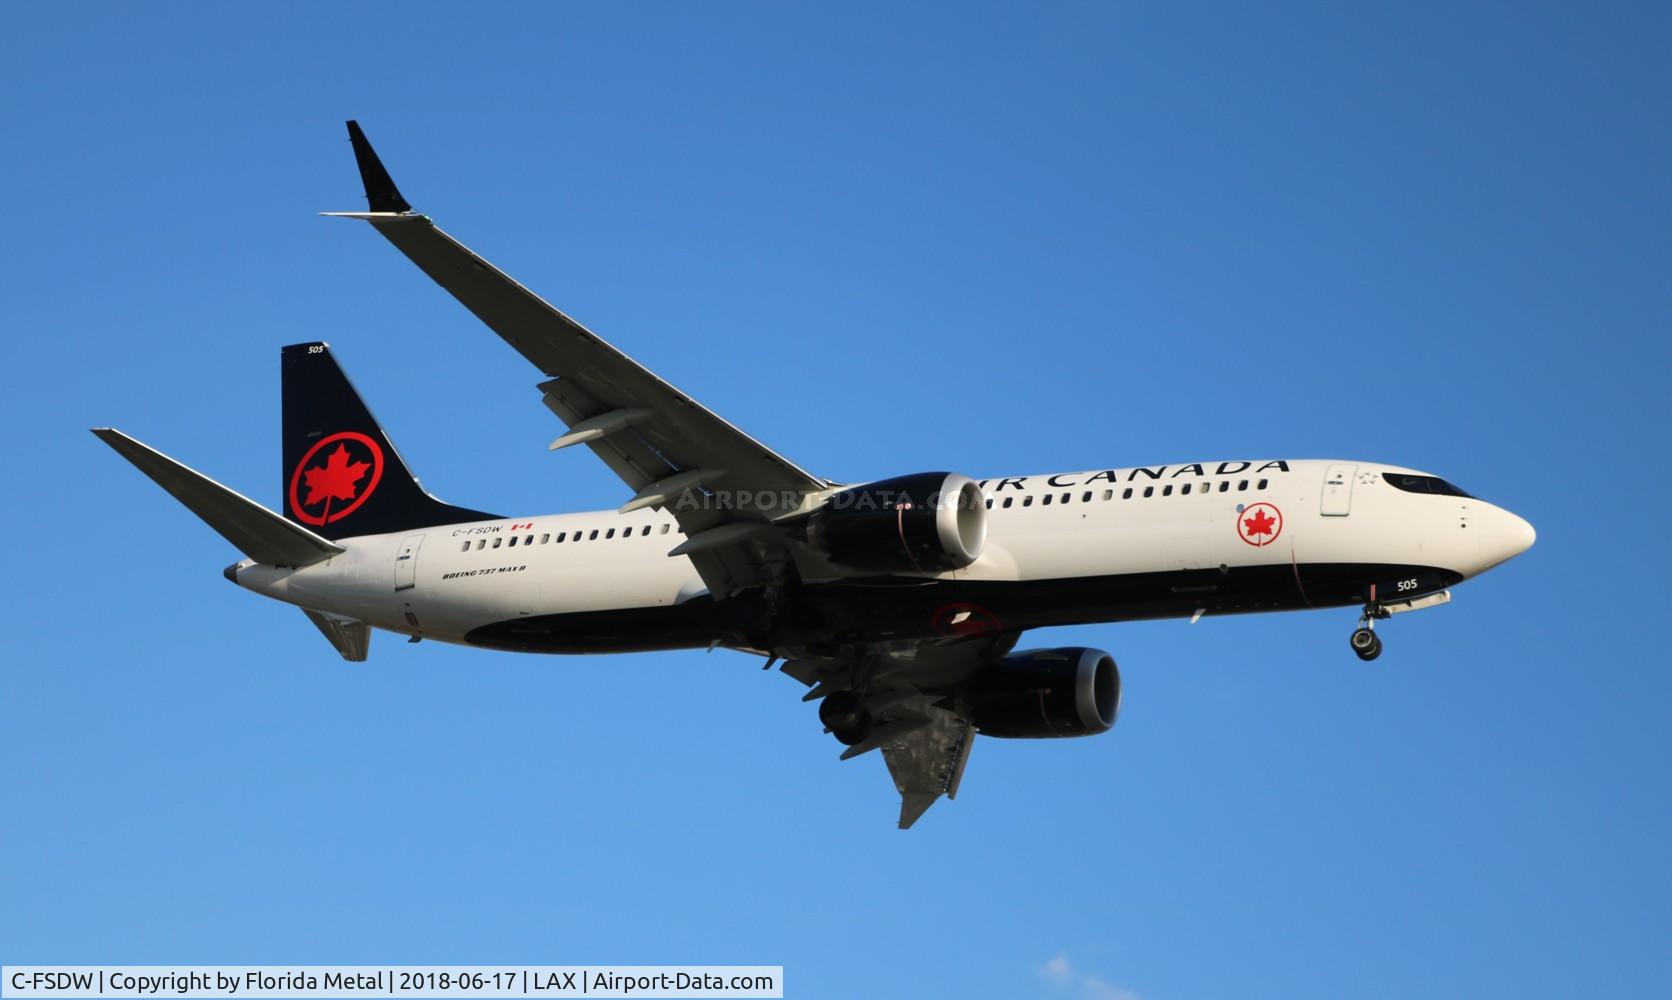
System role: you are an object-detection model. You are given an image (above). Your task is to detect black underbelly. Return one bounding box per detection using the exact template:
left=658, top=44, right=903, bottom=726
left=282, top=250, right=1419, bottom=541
left=462, top=562, right=1460, bottom=654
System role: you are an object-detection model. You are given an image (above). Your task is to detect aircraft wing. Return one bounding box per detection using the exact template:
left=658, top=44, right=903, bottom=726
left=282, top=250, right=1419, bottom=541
left=780, top=633, right=1003, bottom=828
left=326, top=122, right=833, bottom=597
left=881, top=708, right=976, bottom=829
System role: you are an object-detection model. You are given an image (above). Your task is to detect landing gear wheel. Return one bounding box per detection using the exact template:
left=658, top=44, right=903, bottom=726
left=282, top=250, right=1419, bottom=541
left=1350, top=627, right=1382, bottom=661
left=818, top=692, right=873, bottom=746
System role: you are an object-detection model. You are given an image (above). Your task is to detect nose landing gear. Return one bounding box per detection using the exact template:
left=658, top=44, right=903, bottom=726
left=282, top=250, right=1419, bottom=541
left=1350, top=600, right=1391, bottom=661
left=1345, top=585, right=1457, bottom=661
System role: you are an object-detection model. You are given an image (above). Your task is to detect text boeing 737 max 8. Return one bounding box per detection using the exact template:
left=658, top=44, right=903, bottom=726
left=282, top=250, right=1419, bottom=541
left=95, top=122, right=1535, bottom=828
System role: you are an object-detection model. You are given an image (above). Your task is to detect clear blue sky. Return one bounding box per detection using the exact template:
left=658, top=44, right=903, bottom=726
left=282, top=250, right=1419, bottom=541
left=3, top=4, right=1668, bottom=998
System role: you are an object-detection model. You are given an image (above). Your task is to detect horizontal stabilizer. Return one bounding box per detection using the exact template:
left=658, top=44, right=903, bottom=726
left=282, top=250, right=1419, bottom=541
left=92, top=428, right=344, bottom=567
left=302, top=608, right=372, bottom=661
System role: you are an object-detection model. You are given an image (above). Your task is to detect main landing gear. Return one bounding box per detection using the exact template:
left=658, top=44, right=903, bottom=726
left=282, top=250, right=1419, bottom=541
left=1350, top=600, right=1391, bottom=661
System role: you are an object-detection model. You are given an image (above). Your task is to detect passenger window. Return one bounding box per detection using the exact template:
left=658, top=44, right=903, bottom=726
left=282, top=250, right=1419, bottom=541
left=985, top=498, right=994, bottom=509
left=1238, top=480, right=1249, bottom=491
left=1258, top=478, right=1269, bottom=490
left=556, top=532, right=566, bottom=543
left=475, top=539, right=485, bottom=550
left=1002, top=497, right=1014, bottom=509
left=540, top=533, right=549, bottom=544
left=1181, top=483, right=1192, bottom=495
left=460, top=542, right=470, bottom=552
left=606, top=528, right=616, bottom=539
left=492, top=537, right=502, bottom=548
left=1061, top=493, right=1070, bottom=504
left=660, top=524, right=671, bottom=535
left=1163, top=485, right=1173, bottom=496
left=640, top=525, right=650, bottom=536
left=1102, top=490, right=1113, bottom=501
left=589, top=530, right=599, bottom=540
left=1023, top=496, right=1034, bottom=507
left=1042, top=495, right=1052, bottom=506
left=1143, top=486, right=1154, bottom=498
left=1219, top=481, right=1229, bottom=493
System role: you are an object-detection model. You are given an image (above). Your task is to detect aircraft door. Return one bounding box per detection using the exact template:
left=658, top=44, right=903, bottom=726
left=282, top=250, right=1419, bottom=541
left=1321, top=464, right=1356, bottom=516
left=394, top=534, right=424, bottom=591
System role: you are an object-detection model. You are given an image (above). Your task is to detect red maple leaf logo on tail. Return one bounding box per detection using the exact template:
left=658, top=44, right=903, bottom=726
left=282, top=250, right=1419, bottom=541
left=1244, top=509, right=1276, bottom=538
left=287, top=431, right=384, bottom=527
left=303, top=444, right=369, bottom=507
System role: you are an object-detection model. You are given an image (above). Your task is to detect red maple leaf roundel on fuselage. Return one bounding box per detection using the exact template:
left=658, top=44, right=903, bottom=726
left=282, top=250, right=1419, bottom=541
left=288, top=431, right=385, bottom=527
left=1236, top=502, right=1283, bottom=547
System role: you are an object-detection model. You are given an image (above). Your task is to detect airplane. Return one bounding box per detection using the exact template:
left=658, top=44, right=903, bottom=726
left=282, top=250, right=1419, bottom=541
left=94, top=121, right=1536, bottom=828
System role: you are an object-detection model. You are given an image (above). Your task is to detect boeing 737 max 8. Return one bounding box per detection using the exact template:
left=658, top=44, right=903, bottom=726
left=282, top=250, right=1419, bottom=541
left=95, top=122, right=1535, bottom=828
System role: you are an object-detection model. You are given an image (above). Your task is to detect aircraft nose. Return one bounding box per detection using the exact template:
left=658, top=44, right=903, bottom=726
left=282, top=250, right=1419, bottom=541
left=1479, top=506, right=1536, bottom=570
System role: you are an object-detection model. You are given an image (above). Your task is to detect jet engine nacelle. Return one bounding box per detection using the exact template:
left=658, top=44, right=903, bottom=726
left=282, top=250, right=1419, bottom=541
left=961, top=647, right=1121, bottom=738
left=806, top=471, right=987, bottom=573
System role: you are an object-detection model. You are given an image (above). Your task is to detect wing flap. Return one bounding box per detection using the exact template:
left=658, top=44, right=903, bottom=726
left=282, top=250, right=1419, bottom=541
left=882, top=708, right=976, bottom=829
left=781, top=638, right=995, bottom=829
left=541, top=375, right=769, bottom=596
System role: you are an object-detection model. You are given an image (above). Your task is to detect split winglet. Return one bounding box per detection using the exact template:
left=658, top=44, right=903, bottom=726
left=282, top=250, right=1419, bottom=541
left=345, top=119, right=411, bottom=214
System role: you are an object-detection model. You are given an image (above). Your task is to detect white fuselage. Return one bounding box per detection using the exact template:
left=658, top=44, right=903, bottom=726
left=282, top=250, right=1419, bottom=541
left=231, top=459, right=1535, bottom=648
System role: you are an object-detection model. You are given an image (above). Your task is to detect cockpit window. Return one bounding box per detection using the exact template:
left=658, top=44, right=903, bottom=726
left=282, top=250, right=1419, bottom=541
left=1383, top=472, right=1473, bottom=498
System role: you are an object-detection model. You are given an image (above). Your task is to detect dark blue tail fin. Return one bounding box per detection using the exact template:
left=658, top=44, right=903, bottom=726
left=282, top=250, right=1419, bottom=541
left=282, top=342, right=497, bottom=540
